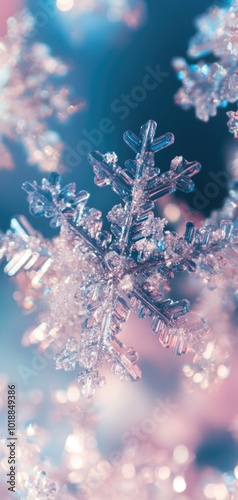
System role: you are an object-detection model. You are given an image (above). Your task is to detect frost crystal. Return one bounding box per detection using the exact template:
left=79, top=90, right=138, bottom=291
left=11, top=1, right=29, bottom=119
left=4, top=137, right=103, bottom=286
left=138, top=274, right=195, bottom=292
left=2, top=119, right=238, bottom=396
left=0, top=9, right=79, bottom=171
left=172, top=1, right=238, bottom=133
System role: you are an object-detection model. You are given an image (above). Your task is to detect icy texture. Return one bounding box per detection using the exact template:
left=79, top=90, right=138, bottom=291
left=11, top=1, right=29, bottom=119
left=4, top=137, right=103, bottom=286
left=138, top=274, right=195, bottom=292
left=2, top=119, right=238, bottom=396
left=0, top=9, right=79, bottom=171
left=173, top=0, right=238, bottom=134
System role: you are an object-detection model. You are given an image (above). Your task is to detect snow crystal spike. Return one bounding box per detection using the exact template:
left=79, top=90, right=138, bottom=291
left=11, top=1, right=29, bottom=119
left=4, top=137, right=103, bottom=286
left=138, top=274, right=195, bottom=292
left=123, top=120, right=174, bottom=155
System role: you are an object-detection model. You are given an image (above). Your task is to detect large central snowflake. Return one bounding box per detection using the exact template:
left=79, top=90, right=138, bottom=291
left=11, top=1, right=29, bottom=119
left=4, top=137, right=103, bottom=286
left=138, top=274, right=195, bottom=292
left=2, top=120, right=237, bottom=396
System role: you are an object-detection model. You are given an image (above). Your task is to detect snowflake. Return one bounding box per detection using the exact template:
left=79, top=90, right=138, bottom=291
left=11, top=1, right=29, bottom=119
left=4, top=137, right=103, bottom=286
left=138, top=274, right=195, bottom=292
left=2, top=119, right=238, bottom=397
left=0, top=9, right=80, bottom=171
left=172, top=1, right=238, bottom=133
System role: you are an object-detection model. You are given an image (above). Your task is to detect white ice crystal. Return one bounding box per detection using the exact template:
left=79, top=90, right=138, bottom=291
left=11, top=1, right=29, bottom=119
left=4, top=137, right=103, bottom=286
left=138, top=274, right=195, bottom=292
left=0, top=9, right=79, bottom=171
left=173, top=0, right=238, bottom=135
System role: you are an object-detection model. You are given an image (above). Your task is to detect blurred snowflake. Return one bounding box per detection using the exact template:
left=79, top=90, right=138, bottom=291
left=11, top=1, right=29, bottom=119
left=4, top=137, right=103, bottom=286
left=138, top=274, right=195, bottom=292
left=183, top=162, right=238, bottom=391
left=0, top=422, right=58, bottom=499
left=172, top=0, right=238, bottom=135
left=0, top=9, right=80, bottom=171
left=2, top=120, right=238, bottom=397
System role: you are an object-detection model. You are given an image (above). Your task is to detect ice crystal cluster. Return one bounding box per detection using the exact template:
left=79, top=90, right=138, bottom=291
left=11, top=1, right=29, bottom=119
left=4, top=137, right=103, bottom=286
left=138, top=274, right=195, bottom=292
left=172, top=0, right=238, bottom=136
left=1, top=119, right=238, bottom=397
left=0, top=9, right=78, bottom=171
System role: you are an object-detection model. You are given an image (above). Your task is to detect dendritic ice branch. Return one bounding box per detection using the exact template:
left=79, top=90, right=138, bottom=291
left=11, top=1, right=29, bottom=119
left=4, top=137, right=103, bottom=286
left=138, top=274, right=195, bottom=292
left=172, top=0, right=238, bottom=136
left=0, top=9, right=80, bottom=171
left=2, top=119, right=237, bottom=397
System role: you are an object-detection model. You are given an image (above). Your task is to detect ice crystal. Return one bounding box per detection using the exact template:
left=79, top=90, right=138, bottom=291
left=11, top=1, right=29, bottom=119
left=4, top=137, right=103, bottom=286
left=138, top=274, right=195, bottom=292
left=172, top=0, right=238, bottom=133
left=2, top=119, right=238, bottom=396
left=0, top=9, right=79, bottom=171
